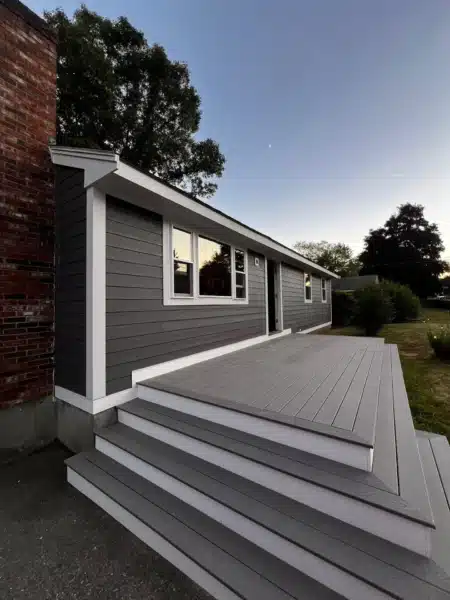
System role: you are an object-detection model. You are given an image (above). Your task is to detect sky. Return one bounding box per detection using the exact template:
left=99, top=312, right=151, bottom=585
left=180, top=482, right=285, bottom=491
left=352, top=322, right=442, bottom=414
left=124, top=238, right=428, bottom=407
left=29, top=0, right=450, bottom=260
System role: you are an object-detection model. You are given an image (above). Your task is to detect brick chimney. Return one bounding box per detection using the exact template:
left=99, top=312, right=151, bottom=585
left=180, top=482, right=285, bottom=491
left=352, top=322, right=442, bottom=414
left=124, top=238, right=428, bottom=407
left=0, top=0, right=57, bottom=454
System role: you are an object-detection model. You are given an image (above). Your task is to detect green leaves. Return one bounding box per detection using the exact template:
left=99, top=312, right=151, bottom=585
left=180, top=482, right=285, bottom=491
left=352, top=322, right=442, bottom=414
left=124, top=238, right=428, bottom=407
left=44, top=6, right=225, bottom=198
left=293, top=241, right=361, bottom=276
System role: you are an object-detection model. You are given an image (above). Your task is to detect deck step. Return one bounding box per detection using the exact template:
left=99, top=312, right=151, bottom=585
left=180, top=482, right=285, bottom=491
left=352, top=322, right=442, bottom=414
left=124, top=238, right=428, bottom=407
left=66, top=450, right=345, bottom=600
left=118, top=397, right=434, bottom=556
left=94, top=422, right=450, bottom=600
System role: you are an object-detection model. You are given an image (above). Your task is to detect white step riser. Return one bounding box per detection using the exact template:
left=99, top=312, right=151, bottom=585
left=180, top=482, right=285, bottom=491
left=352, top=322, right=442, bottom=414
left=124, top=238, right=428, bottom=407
left=137, top=386, right=373, bottom=471
left=96, top=436, right=390, bottom=600
left=67, top=468, right=240, bottom=600
left=118, top=409, right=431, bottom=557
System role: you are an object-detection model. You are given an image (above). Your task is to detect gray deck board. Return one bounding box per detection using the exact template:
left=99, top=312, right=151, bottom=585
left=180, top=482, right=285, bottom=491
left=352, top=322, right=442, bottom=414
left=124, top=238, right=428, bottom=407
left=120, top=399, right=432, bottom=524
left=371, top=346, right=398, bottom=493
left=391, top=345, right=434, bottom=525
left=144, top=334, right=386, bottom=443
left=417, top=432, right=450, bottom=574
left=68, top=451, right=344, bottom=600
left=96, top=422, right=450, bottom=599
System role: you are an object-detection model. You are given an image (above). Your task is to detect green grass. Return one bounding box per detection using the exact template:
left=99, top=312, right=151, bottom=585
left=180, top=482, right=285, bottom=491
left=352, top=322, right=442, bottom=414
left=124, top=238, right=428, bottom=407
left=320, top=308, right=450, bottom=438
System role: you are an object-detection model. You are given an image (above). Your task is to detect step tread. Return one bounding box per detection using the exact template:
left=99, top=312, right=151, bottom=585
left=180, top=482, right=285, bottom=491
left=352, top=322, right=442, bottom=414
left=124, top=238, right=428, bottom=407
left=417, top=431, right=450, bottom=575
left=67, top=450, right=344, bottom=600
left=96, top=422, right=450, bottom=599
left=120, top=397, right=433, bottom=526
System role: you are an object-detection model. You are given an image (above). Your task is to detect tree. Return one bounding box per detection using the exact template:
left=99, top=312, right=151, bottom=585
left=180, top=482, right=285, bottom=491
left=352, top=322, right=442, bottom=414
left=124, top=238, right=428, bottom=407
left=293, top=241, right=361, bottom=277
left=44, top=6, right=225, bottom=198
left=359, top=204, right=448, bottom=297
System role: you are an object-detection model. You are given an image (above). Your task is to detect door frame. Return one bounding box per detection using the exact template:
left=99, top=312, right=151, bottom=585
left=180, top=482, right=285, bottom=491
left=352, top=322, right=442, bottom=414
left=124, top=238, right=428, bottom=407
left=265, top=259, right=284, bottom=334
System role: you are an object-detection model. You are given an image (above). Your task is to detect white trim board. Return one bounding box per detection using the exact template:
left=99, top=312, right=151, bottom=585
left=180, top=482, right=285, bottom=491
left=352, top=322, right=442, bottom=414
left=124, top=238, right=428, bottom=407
left=132, top=329, right=292, bottom=385
left=85, top=186, right=106, bottom=400
left=136, top=387, right=372, bottom=471
left=67, top=469, right=241, bottom=600
left=117, top=410, right=431, bottom=557
left=299, top=321, right=332, bottom=334
left=55, top=386, right=137, bottom=416
left=96, top=437, right=390, bottom=600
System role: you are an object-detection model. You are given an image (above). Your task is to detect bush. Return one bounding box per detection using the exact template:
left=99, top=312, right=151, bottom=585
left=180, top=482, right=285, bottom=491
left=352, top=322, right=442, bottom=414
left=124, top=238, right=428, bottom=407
left=379, top=281, right=421, bottom=322
left=428, top=326, right=450, bottom=360
left=332, top=291, right=357, bottom=327
left=354, top=285, right=394, bottom=336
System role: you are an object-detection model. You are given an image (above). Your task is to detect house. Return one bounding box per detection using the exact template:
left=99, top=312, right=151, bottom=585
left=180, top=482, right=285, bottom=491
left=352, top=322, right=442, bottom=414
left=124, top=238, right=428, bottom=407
left=54, top=147, right=450, bottom=600
left=51, top=146, right=337, bottom=449
left=332, top=274, right=379, bottom=292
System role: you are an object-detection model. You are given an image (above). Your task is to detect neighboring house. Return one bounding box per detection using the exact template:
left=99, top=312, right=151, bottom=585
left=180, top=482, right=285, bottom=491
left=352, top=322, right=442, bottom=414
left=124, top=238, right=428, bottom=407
left=50, top=146, right=338, bottom=449
left=332, top=274, right=379, bottom=292
left=0, top=0, right=56, bottom=453
left=441, top=276, right=450, bottom=296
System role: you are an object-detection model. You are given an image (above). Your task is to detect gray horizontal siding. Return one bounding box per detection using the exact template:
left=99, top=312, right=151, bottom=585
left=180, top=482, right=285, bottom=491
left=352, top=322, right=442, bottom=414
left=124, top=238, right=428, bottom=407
left=55, top=166, right=86, bottom=395
left=105, top=196, right=266, bottom=394
left=282, top=264, right=331, bottom=332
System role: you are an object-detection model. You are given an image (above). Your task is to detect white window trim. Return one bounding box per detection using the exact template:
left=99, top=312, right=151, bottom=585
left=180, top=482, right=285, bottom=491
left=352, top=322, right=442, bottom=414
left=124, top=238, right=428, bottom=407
left=304, top=272, right=313, bottom=303
left=163, top=221, right=249, bottom=306
left=321, top=278, right=327, bottom=303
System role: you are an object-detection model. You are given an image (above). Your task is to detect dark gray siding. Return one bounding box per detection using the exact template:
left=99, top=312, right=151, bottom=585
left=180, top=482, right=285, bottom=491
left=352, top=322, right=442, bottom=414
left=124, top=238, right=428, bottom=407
left=282, top=264, right=331, bottom=332
left=55, top=166, right=86, bottom=395
left=105, top=197, right=266, bottom=394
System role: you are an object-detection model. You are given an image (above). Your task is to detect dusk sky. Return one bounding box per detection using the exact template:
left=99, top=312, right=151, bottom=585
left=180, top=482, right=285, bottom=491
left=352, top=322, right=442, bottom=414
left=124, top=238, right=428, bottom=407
left=29, top=0, right=450, bottom=260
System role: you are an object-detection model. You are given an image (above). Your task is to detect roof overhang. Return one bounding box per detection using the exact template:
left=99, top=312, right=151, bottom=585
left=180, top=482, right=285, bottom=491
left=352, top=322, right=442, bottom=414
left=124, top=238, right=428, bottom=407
left=50, top=146, right=339, bottom=279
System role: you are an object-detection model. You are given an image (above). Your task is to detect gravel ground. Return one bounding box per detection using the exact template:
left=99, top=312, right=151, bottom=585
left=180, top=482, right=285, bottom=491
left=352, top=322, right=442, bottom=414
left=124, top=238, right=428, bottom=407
left=0, top=443, right=212, bottom=600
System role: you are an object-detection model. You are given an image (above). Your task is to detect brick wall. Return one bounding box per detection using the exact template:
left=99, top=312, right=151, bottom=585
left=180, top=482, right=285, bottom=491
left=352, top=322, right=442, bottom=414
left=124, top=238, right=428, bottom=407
left=0, top=0, right=56, bottom=415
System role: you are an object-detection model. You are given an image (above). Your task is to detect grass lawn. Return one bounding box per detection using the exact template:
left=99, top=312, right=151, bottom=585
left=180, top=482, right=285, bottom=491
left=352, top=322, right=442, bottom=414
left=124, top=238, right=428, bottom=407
left=320, top=308, right=450, bottom=439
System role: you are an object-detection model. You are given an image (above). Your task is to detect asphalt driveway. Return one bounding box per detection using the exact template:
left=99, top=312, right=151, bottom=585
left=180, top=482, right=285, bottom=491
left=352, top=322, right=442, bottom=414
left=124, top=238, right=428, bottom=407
left=0, top=443, right=211, bottom=600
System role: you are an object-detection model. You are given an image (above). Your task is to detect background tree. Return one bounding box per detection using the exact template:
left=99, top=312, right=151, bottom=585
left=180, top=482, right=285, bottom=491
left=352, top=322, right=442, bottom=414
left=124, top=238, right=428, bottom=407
left=44, top=5, right=225, bottom=198
left=293, top=241, right=361, bottom=277
left=359, top=203, right=448, bottom=297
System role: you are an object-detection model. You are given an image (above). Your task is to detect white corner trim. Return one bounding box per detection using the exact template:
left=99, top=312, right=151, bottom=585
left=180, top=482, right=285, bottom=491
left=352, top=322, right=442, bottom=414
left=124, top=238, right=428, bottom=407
left=264, top=258, right=269, bottom=335
left=278, top=262, right=284, bottom=331
left=49, top=146, right=119, bottom=187
left=67, top=469, right=242, bottom=600
left=136, top=387, right=371, bottom=471
left=299, top=321, right=332, bottom=335
left=132, top=329, right=292, bottom=385
left=86, top=186, right=106, bottom=400
left=55, top=385, right=94, bottom=414
left=55, top=385, right=137, bottom=415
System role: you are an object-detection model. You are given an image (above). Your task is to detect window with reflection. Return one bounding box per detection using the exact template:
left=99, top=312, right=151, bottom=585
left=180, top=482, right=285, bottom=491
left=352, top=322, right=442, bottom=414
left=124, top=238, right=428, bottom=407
left=235, top=249, right=246, bottom=298
left=199, top=236, right=232, bottom=296
left=173, top=228, right=193, bottom=295
left=304, top=273, right=312, bottom=302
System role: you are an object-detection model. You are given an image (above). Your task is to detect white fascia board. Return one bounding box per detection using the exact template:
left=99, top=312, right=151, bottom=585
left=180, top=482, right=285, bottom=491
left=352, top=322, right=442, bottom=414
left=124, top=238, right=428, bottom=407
left=115, top=161, right=338, bottom=279
left=49, top=146, right=119, bottom=187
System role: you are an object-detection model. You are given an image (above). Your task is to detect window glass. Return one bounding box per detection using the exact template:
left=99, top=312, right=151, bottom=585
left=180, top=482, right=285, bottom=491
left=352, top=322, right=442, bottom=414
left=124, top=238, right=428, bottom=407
left=235, top=249, right=245, bottom=273
left=305, top=273, right=312, bottom=301
left=174, top=261, right=192, bottom=295
left=199, top=236, right=232, bottom=296
left=173, top=228, right=192, bottom=262
left=236, top=272, right=246, bottom=298
left=322, top=279, right=326, bottom=301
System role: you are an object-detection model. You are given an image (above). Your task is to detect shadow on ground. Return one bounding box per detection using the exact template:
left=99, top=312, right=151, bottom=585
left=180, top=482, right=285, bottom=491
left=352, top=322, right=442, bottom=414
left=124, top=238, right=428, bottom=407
left=0, top=443, right=212, bottom=600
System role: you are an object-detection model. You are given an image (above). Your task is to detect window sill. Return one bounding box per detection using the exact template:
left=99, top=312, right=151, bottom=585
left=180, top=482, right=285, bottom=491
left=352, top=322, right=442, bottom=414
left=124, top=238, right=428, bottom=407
left=304, top=299, right=313, bottom=304
left=164, top=296, right=249, bottom=306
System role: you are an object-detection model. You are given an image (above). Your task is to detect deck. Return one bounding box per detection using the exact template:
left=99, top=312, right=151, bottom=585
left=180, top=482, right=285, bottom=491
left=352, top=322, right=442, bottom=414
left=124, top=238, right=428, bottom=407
left=143, top=333, right=386, bottom=445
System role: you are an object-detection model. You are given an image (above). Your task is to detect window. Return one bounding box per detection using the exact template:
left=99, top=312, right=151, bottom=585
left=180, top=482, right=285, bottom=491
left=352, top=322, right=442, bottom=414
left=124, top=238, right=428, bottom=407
left=304, top=273, right=312, bottom=302
left=321, top=278, right=327, bottom=303
left=199, top=236, right=232, bottom=296
left=164, top=222, right=248, bottom=305
left=173, top=228, right=193, bottom=295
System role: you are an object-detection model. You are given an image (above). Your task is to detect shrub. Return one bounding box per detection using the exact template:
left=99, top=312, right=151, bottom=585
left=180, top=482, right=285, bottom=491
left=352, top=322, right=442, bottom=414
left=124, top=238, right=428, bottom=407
left=332, top=291, right=357, bottom=327
left=379, top=281, right=421, bottom=322
left=354, top=285, right=394, bottom=336
left=427, top=326, right=450, bottom=360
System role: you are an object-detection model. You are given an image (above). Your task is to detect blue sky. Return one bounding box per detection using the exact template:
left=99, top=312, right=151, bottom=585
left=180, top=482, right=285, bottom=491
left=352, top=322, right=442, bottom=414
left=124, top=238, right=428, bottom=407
left=30, top=0, right=450, bottom=259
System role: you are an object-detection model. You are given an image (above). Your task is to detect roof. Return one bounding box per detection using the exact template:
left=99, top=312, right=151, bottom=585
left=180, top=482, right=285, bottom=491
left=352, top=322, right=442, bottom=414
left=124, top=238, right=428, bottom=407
left=332, top=274, right=379, bottom=291
left=49, top=145, right=339, bottom=279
